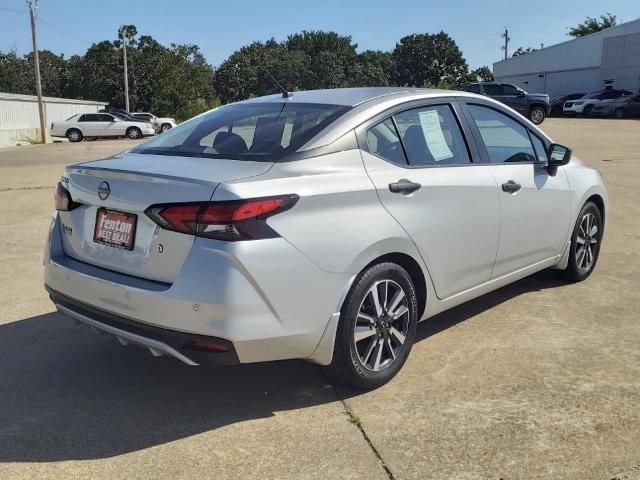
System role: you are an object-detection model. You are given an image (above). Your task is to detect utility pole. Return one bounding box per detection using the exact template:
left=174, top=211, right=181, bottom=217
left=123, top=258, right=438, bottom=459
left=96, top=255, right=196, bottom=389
left=501, top=27, right=510, bottom=60
left=121, top=27, right=130, bottom=112
left=27, top=0, right=47, bottom=144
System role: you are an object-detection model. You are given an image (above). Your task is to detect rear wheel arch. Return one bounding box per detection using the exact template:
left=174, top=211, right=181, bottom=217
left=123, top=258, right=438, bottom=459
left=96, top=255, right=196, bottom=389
left=361, top=252, right=427, bottom=320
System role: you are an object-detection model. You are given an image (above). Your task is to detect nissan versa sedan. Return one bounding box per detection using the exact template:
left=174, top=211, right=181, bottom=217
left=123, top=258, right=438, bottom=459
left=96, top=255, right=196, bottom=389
left=45, top=87, right=607, bottom=389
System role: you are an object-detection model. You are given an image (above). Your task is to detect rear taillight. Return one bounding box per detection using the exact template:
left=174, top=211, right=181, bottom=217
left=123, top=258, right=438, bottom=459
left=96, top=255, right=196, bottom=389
left=145, top=195, right=298, bottom=241
left=54, top=182, right=79, bottom=211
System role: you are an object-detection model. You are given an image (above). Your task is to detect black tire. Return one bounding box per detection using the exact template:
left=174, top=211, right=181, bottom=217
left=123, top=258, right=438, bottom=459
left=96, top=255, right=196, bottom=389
left=614, top=108, right=625, bottom=119
left=160, top=123, right=172, bottom=133
left=66, top=128, right=83, bottom=143
left=583, top=104, right=594, bottom=116
left=529, top=105, right=546, bottom=125
left=327, top=262, right=418, bottom=389
left=126, top=127, right=142, bottom=140
left=553, top=201, right=603, bottom=282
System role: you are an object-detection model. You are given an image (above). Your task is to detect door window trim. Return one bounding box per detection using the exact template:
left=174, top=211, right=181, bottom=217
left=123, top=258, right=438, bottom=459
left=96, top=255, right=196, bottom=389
left=459, top=99, right=551, bottom=166
left=356, top=98, right=481, bottom=169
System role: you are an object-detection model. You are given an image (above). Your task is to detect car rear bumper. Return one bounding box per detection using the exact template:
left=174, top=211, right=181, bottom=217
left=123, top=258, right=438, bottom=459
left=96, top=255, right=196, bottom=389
left=44, top=213, right=349, bottom=365
left=48, top=286, right=239, bottom=365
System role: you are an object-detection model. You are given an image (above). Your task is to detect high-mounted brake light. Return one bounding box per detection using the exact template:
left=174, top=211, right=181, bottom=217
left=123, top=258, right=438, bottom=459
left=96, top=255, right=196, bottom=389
left=54, top=182, right=80, bottom=211
left=145, top=195, right=299, bottom=241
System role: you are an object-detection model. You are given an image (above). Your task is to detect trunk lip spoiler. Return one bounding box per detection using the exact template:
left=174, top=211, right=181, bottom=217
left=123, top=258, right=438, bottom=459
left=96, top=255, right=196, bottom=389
left=64, top=165, right=218, bottom=187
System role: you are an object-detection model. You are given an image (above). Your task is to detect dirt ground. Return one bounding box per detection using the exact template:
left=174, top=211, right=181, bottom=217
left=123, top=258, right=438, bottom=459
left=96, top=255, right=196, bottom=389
left=0, top=119, right=639, bottom=480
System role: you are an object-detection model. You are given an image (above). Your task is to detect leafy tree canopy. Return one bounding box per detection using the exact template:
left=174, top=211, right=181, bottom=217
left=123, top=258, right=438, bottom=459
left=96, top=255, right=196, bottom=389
left=512, top=46, right=536, bottom=57
left=392, top=32, right=469, bottom=87
left=568, top=13, right=617, bottom=38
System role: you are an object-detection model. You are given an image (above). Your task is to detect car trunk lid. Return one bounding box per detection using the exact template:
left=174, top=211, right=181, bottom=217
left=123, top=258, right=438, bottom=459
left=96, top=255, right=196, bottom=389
left=58, top=152, right=273, bottom=283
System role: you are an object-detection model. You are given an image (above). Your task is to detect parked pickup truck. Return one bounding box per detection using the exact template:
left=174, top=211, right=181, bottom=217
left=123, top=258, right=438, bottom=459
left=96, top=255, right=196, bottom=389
left=460, top=82, right=550, bottom=124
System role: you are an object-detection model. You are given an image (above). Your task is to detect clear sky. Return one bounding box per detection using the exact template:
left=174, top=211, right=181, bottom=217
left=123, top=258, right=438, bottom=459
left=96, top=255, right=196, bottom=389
left=0, top=0, right=638, bottom=70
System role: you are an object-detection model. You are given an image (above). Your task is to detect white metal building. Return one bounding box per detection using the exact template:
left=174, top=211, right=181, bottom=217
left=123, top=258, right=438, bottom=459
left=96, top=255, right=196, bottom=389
left=493, top=18, right=640, bottom=96
left=0, top=92, right=108, bottom=147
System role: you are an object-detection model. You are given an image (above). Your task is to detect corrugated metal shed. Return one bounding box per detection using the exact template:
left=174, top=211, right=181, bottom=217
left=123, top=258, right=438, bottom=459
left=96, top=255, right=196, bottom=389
left=493, top=18, right=640, bottom=96
left=0, top=92, right=108, bottom=147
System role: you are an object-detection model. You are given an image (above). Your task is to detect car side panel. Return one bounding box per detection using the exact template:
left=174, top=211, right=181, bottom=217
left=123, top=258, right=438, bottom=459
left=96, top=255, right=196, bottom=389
left=212, top=143, right=422, bottom=276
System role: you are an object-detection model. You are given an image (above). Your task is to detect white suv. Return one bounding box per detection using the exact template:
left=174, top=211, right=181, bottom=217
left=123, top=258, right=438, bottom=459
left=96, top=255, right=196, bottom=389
left=563, top=89, right=632, bottom=115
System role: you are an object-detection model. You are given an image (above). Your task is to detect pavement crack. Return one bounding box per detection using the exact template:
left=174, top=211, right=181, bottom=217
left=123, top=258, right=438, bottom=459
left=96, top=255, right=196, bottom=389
left=331, top=384, right=396, bottom=480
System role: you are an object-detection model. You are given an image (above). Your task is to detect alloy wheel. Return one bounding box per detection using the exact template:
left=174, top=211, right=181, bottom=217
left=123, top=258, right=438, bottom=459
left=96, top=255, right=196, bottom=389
left=576, top=212, right=599, bottom=273
left=353, top=279, right=410, bottom=372
left=531, top=108, right=544, bottom=124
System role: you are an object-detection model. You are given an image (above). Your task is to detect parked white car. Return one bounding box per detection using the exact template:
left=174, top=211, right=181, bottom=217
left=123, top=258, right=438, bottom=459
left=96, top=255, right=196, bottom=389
left=563, top=89, right=632, bottom=115
left=51, top=113, right=156, bottom=142
left=133, top=113, right=177, bottom=133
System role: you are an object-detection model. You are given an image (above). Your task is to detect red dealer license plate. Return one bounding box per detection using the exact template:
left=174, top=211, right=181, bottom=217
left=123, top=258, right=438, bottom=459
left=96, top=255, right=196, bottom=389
left=93, top=208, right=137, bottom=251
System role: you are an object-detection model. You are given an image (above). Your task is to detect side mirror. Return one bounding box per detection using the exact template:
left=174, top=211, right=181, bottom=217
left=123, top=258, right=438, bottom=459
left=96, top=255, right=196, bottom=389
left=516, top=90, right=526, bottom=97
left=547, top=143, right=572, bottom=166
left=546, top=143, right=571, bottom=176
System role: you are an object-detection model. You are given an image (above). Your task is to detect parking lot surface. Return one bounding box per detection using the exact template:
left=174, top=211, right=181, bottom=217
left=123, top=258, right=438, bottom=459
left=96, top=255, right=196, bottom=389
left=1, top=120, right=639, bottom=480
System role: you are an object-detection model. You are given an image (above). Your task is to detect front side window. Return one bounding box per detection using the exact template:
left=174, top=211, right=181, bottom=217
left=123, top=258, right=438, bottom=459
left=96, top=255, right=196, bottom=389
left=530, top=133, right=548, bottom=163
left=501, top=84, right=519, bottom=95
left=393, top=105, right=470, bottom=166
left=99, top=114, right=114, bottom=122
left=133, top=102, right=350, bottom=162
left=468, top=104, right=536, bottom=163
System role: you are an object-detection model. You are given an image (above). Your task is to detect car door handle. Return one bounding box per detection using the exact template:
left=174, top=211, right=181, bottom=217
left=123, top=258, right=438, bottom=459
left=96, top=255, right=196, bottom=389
left=389, top=179, right=421, bottom=194
left=501, top=180, right=521, bottom=193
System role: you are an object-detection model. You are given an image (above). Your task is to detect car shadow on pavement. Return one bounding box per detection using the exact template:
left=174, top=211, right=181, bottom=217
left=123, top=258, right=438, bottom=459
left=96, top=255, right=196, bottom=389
left=415, top=269, right=564, bottom=342
left=0, top=270, right=562, bottom=462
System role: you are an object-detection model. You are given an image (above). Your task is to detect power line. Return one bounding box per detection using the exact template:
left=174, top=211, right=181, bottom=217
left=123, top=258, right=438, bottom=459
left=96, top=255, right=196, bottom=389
left=36, top=16, right=92, bottom=44
left=0, top=5, right=24, bottom=12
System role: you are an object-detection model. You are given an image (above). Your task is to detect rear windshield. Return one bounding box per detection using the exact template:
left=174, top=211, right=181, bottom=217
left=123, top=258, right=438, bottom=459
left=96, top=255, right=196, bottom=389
left=132, top=102, right=350, bottom=162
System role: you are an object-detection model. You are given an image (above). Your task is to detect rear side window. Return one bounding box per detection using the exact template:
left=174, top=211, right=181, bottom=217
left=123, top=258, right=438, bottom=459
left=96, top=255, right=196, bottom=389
left=462, top=84, right=481, bottom=94
left=366, top=118, right=406, bottom=166
left=393, top=105, right=470, bottom=166
left=482, top=84, right=502, bottom=96
left=133, top=102, right=350, bottom=162
left=468, top=105, right=536, bottom=163
left=80, top=114, right=100, bottom=122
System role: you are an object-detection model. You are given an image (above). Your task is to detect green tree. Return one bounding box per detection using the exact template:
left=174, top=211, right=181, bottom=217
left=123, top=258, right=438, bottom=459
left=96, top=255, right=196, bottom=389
left=392, top=32, right=469, bottom=87
left=568, top=13, right=617, bottom=38
left=0, top=51, right=31, bottom=94
left=470, top=66, right=494, bottom=82
left=285, top=31, right=357, bottom=58
left=349, top=50, right=393, bottom=87
left=512, top=46, right=535, bottom=57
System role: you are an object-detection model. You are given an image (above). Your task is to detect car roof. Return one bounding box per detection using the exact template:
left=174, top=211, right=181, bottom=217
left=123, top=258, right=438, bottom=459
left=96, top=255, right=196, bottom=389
left=236, top=87, right=455, bottom=107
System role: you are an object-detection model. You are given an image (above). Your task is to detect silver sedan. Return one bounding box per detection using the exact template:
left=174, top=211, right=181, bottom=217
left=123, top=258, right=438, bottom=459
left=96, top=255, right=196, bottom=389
left=45, top=87, right=607, bottom=389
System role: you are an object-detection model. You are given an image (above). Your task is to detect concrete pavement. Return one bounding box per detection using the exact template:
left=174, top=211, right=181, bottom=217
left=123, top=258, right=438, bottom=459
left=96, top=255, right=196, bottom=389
left=1, top=120, right=639, bottom=479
